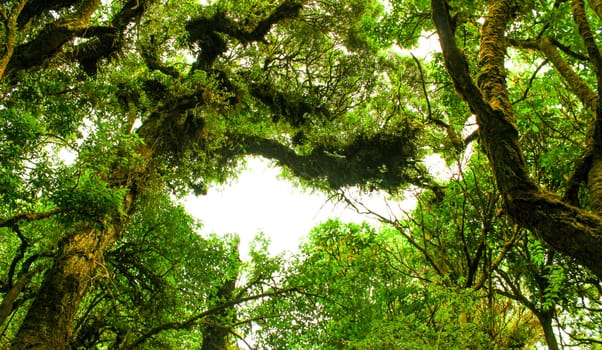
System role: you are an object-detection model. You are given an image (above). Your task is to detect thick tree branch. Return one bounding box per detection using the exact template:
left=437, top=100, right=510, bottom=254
left=0, top=208, right=67, bottom=228
left=5, top=0, right=156, bottom=78
left=140, top=44, right=180, bottom=78
left=592, top=0, right=602, bottom=18
left=510, top=38, right=597, bottom=111
left=572, top=0, right=602, bottom=215
left=238, top=132, right=427, bottom=191
left=430, top=0, right=490, bottom=118
left=249, top=82, right=331, bottom=127
left=186, top=0, right=302, bottom=69
left=511, top=35, right=600, bottom=210
left=0, top=265, right=44, bottom=328
left=431, top=0, right=602, bottom=279
left=0, top=0, right=27, bottom=80
left=6, top=0, right=101, bottom=75
left=11, top=223, right=119, bottom=349
left=67, top=0, right=156, bottom=76
left=572, top=0, right=602, bottom=82
left=6, top=225, right=28, bottom=291
left=477, top=0, right=517, bottom=116
left=563, top=152, right=593, bottom=205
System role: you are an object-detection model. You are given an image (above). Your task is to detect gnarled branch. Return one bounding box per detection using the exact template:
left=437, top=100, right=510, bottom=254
left=0, top=0, right=27, bottom=79
left=238, top=132, right=428, bottom=192
left=431, top=0, right=602, bottom=279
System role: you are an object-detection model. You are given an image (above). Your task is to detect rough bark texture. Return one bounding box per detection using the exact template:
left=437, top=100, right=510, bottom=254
left=3, top=2, right=160, bottom=346
left=539, top=38, right=598, bottom=111
left=572, top=0, right=602, bottom=216
left=509, top=37, right=597, bottom=121
left=6, top=0, right=101, bottom=75
left=0, top=268, right=39, bottom=326
left=431, top=0, right=602, bottom=279
left=11, top=224, right=117, bottom=350
left=7, top=3, right=313, bottom=345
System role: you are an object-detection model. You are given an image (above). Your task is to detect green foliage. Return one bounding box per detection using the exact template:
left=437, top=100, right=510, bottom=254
left=2, top=0, right=602, bottom=348
left=71, top=192, right=241, bottom=348
left=250, top=219, right=540, bottom=349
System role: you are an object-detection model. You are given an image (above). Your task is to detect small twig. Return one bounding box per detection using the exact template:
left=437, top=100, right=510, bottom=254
left=511, top=59, right=549, bottom=105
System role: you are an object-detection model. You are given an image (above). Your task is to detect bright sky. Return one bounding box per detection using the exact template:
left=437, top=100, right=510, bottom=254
left=183, top=157, right=417, bottom=258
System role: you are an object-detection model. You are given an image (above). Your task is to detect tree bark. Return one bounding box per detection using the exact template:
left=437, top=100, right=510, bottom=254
left=537, top=310, right=560, bottom=350
left=0, top=0, right=27, bottom=80
left=11, top=223, right=117, bottom=350
left=6, top=0, right=101, bottom=75
left=431, top=0, right=602, bottom=280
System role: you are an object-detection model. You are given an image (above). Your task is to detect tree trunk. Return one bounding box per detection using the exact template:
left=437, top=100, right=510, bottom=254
left=200, top=260, right=238, bottom=350
left=431, top=0, right=602, bottom=280
left=537, top=311, right=560, bottom=350
left=10, top=223, right=116, bottom=350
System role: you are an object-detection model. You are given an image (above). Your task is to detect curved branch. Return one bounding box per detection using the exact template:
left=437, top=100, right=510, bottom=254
left=121, top=287, right=299, bottom=350
left=430, top=0, right=490, bottom=118
left=563, top=152, right=593, bottom=205
left=572, top=0, right=602, bottom=82
left=6, top=225, right=28, bottom=290
left=0, top=265, right=44, bottom=327
left=186, top=0, right=303, bottom=69
left=6, top=0, right=101, bottom=75
left=5, top=0, right=156, bottom=78
left=248, top=82, right=331, bottom=127
left=67, top=0, right=157, bottom=76
left=238, top=132, right=427, bottom=191
left=572, top=0, right=602, bottom=215
left=0, top=0, right=27, bottom=79
left=511, top=38, right=598, bottom=111
left=431, top=0, right=602, bottom=280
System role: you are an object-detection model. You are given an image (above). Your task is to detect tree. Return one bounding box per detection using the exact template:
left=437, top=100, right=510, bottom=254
left=2, top=0, right=602, bottom=348
left=250, top=219, right=542, bottom=349
left=1, top=0, right=429, bottom=347
left=429, top=0, right=602, bottom=279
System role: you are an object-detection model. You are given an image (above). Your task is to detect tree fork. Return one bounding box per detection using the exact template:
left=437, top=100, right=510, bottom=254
left=431, top=0, right=602, bottom=279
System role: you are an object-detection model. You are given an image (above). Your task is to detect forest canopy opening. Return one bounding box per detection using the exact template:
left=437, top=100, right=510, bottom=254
left=1, top=0, right=601, bottom=348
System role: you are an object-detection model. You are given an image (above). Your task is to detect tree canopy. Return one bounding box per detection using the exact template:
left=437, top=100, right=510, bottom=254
left=1, top=0, right=602, bottom=348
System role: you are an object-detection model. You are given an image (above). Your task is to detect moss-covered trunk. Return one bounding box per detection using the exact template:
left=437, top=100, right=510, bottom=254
left=537, top=311, right=560, bottom=350
left=11, top=223, right=117, bottom=350
left=200, top=277, right=236, bottom=350
left=431, top=0, right=602, bottom=279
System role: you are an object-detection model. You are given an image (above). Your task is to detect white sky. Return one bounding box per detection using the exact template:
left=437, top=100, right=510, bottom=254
left=183, top=157, right=417, bottom=258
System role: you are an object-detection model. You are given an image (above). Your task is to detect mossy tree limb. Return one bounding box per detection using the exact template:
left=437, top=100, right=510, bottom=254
left=431, top=0, right=602, bottom=279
